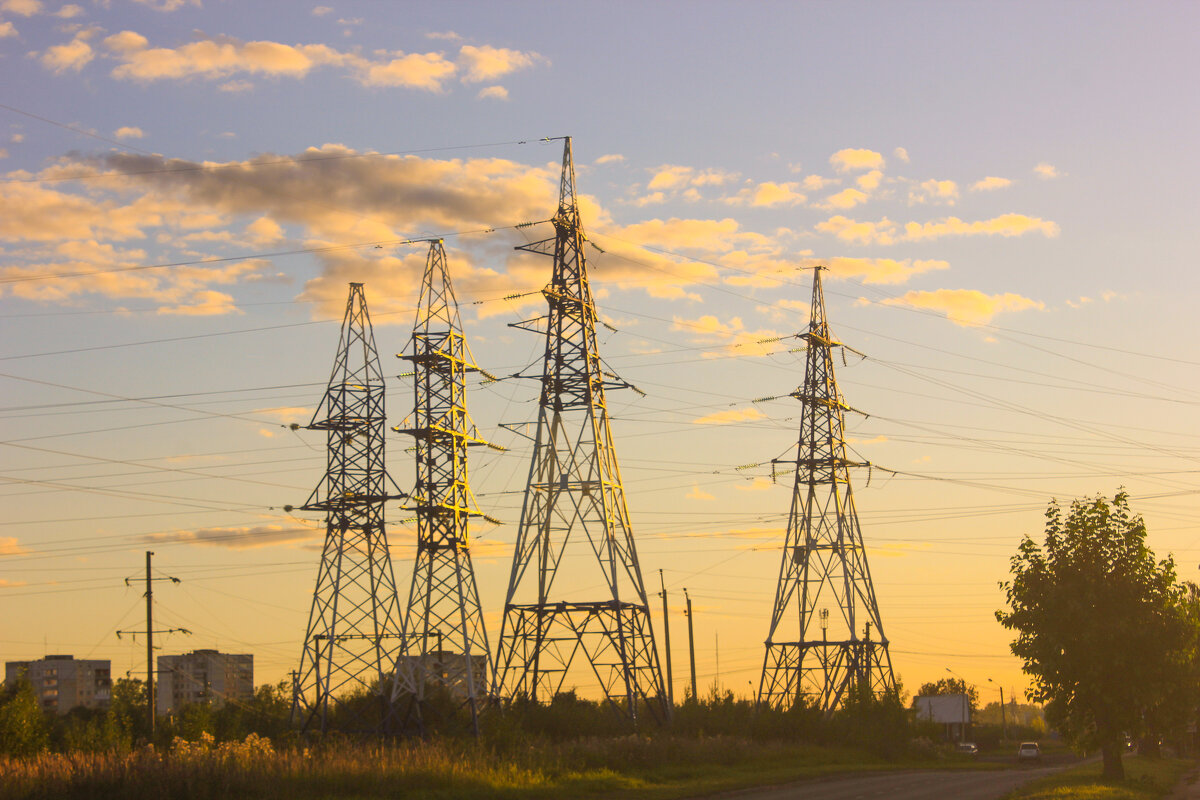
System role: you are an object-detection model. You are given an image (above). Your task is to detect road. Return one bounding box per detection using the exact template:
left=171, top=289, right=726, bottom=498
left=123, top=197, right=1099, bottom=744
left=692, top=765, right=1063, bottom=800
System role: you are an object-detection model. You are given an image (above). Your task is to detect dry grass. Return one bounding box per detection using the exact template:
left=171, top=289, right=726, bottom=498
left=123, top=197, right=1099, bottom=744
left=0, top=732, right=907, bottom=800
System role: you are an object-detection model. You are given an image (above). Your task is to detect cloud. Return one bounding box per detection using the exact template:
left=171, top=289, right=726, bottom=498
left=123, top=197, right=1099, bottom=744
left=41, top=33, right=94, bottom=73
left=802, top=175, right=836, bottom=191
left=106, top=33, right=349, bottom=82
left=353, top=50, right=456, bottom=90
left=902, top=213, right=1059, bottom=241
left=132, top=0, right=200, bottom=10
left=856, top=170, right=883, bottom=191
left=54, top=2, right=83, bottom=16
left=893, top=147, right=909, bottom=163
left=114, top=126, right=144, bottom=139
left=0, top=0, right=40, bottom=16
left=425, top=30, right=463, bottom=42
left=0, top=21, right=16, bottom=37
left=830, top=148, right=885, bottom=172
left=816, top=215, right=898, bottom=245
left=971, top=176, right=1012, bottom=192
left=98, top=30, right=541, bottom=93
left=1034, top=162, right=1061, bottom=179
left=881, top=288, right=1045, bottom=326
left=311, top=5, right=333, bottom=15
left=736, top=477, right=775, bottom=492
left=819, top=213, right=1058, bottom=245
left=219, top=79, right=253, bottom=92
left=671, top=314, right=784, bottom=357
left=908, top=179, right=959, bottom=205
left=457, top=44, right=545, bottom=83
left=641, top=164, right=739, bottom=203
left=0, top=579, right=30, bottom=588
left=822, top=256, right=949, bottom=285
left=142, top=523, right=321, bottom=550
left=821, top=187, right=869, bottom=210
left=686, top=485, right=715, bottom=501
left=245, top=216, right=284, bottom=244
left=746, top=181, right=805, bottom=207
left=0, top=536, right=30, bottom=556
left=477, top=85, right=508, bottom=100
left=594, top=154, right=624, bottom=165
left=692, top=406, right=766, bottom=425
left=619, top=217, right=767, bottom=254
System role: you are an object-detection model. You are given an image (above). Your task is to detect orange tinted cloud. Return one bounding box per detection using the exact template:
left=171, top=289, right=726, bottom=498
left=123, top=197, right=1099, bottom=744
left=881, top=288, right=1044, bottom=325
left=830, top=148, right=885, bottom=172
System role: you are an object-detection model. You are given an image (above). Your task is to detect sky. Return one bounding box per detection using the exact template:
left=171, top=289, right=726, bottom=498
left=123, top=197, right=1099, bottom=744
left=2, top=0, right=1199, bottom=709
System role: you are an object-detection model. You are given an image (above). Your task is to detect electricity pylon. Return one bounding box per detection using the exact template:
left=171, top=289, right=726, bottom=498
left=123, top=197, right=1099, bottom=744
left=758, top=267, right=895, bottom=714
left=493, top=137, right=667, bottom=725
left=292, top=282, right=408, bottom=735
left=390, top=240, right=497, bottom=736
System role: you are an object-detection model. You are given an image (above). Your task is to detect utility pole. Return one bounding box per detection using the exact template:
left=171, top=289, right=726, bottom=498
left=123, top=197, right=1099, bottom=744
left=684, top=588, right=697, bottom=702
left=116, top=551, right=186, bottom=739
left=493, top=137, right=667, bottom=725
left=145, top=550, right=152, bottom=735
left=292, top=283, right=408, bottom=736
left=392, top=240, right=499, bottom=738
left=989, top=677, right=1007, bottom=741
left=659, top=570, right=674, bottom=709
left=947, top=667, right=967, bottom=742
left=758, top=267, right=895, bottom=715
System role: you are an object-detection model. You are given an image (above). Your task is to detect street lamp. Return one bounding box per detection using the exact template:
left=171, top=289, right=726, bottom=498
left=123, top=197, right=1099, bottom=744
left=987, top=677, right=1007, bottom=742
left=946, top=667, right=968, bottom=742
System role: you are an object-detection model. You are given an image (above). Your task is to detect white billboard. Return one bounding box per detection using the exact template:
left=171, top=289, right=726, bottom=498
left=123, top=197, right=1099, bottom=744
left=914, top=694, right=970, bottom=724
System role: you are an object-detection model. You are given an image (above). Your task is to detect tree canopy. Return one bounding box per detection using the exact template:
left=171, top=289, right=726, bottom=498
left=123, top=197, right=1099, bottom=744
left=996, top=492, right=1198, bottom=780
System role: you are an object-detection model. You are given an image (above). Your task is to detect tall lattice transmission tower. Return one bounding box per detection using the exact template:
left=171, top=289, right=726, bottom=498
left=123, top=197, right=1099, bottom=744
left=292, top=283, right=408, bottom=734
left=390, top=240, right=496, bottom=735
left=758, top=267, right=895, bottom=714
left=493, top=137, right=667, bottom=723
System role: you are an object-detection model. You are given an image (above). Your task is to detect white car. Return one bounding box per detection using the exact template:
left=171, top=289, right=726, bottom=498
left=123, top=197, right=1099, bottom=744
left=1017, top=742, right=1042, bottom=763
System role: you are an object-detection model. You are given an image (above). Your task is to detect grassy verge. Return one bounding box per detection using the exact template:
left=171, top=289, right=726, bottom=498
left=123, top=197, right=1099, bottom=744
left=0, top=734, right=998, bottom=800
left=1003, top=755, right=1193, bottom=800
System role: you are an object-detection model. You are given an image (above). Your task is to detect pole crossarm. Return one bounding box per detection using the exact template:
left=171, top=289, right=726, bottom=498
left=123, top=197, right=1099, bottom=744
left=757, top=267, right=896, bottom=716
left=493, top=137, right=667, bottom=726
left=390, top=240, right=493, bottom=737
left=292, top=283, right=408, bottom=736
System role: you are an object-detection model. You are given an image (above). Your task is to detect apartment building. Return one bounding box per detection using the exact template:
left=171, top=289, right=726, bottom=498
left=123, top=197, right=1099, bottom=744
left=4, top=655, right=112, bottom=715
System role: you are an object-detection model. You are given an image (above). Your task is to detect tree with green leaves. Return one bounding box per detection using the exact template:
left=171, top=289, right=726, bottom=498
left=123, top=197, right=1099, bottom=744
left=997, top=492, right=1198, bottom=781
left=914, top=678, right=979, bottom=711
left=0, top=677, right=50, bottom=756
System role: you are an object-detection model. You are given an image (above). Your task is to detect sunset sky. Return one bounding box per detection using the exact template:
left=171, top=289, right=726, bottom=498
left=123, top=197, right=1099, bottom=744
left=2, top=0, right=1199, bottom=708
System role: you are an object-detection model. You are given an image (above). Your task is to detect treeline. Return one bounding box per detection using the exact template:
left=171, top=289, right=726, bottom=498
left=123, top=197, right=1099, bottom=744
left=1, top=677, right=920, bottom=760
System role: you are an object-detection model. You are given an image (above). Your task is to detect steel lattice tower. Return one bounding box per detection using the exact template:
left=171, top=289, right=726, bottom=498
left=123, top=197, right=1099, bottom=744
left=390, top=240, right=494, bottom=735
left=292, top=283, right=408, bottom=734
left=493, top=137, right=667, bottom=723
left=758, top=267, right=895, bottom=714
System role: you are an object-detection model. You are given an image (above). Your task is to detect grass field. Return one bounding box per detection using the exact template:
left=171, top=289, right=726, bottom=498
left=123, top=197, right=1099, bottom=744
left=1003, top=755, right=1193, bottom=800
left=0, top=732, right=1001, bottom=800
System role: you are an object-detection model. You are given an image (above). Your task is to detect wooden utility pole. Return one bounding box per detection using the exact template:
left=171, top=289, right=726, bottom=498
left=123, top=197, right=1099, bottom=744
left=117, top=552, right=186, bottom=741
left=659, top=570, right=673, bottom=709
left=145, top=551, right=154, bottom=737
left=684, top=588, right=697, bottom=702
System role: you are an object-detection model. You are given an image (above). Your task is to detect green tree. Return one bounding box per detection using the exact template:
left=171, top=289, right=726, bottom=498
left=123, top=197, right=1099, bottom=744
left=0, top=677, right=50, bottom=756
left=914, top=678, right=979, bottom=711
left=997, top=492, right=1196, bottom=781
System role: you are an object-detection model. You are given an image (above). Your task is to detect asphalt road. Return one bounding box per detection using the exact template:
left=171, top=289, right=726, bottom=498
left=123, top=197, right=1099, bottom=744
left=692, top=765, right=1062, bottom=800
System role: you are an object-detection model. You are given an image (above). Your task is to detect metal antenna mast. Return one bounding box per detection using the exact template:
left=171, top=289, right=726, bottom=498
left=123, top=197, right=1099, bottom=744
left=493, top=137, right=667, bottom=724
left=292, top=282, right=408, bottom=735
left=758, top=267, right=895, bottom=714
left=391, top=240, right=497, bottom=735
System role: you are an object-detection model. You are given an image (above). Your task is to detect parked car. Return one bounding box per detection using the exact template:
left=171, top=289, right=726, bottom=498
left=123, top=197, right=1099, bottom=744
left=1017, top=742, right=1042, bottom=763
left=955, top=742, right=979, bottom=755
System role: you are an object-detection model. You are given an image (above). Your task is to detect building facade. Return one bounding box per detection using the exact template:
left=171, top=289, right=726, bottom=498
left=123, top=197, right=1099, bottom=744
left=4, top=655, right=112, bottom=715
left=156, top=649, right=253, bottom=714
